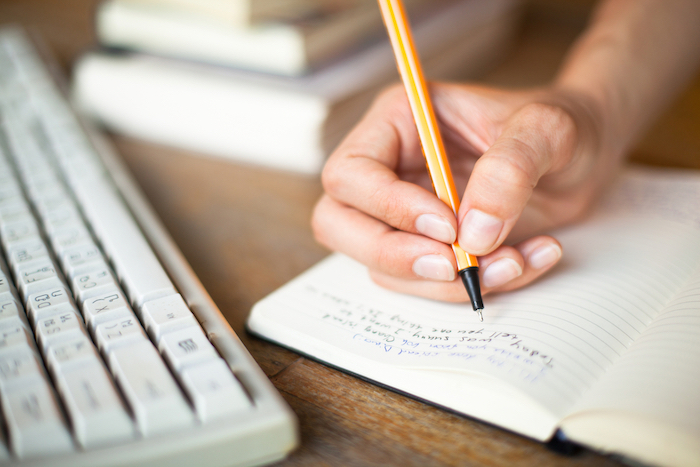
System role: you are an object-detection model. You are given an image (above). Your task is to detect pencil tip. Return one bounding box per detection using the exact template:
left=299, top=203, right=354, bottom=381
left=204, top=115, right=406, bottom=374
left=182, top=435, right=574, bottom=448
left=459, top=267, right=484, bottom=313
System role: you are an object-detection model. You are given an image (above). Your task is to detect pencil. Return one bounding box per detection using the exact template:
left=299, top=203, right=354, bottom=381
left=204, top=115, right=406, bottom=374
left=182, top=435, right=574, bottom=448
left=377, top=0, right=484, bottom=320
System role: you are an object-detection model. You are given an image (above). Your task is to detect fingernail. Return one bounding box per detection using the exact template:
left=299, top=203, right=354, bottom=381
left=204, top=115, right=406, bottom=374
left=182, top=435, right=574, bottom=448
left=482, top=258, right=522, bottom=288
left=412, top=254, right=456, bottom=281
left=528, top=244, right=562, bottom=269
left=459, top=209, right=504, bottom=254
left=415, top=214, right=456, bottom=244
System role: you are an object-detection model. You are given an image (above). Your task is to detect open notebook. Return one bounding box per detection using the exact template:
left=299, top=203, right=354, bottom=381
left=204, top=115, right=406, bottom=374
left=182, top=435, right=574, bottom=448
left=248, top=166, right=700, bottom=467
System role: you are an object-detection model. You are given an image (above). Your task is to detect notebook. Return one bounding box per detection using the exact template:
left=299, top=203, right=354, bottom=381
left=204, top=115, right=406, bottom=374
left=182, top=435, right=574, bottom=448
left=248, top=165, right=700, bottom=467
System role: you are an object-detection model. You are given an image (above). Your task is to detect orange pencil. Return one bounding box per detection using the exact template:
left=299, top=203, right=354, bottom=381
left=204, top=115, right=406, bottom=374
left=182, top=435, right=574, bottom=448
left=377, top=0, right=484, bottom=320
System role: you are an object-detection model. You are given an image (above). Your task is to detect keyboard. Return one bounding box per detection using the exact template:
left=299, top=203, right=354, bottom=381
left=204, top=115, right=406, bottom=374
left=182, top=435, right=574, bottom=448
left=0, top=26, right=297, bottom=466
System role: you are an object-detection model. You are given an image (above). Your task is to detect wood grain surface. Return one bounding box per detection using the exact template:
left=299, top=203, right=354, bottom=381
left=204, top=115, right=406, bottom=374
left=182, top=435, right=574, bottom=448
left=2, top=0, right=698, bottom=465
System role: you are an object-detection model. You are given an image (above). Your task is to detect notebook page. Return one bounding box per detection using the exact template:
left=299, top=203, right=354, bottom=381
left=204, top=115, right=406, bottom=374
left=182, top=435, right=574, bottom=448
left=249, top=166, right=700, bottom=435
left=566, top=166, right=700, bottom=425
left=570, top=271, right=700, bottom=412
left=257, top=215, right=697, bottom=402
left=559, top=270, right=700, bottom=466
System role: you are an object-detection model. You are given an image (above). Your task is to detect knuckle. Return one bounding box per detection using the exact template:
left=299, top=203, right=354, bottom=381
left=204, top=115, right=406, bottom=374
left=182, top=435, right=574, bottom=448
left=376, top=83, right=407, bottom=106
left=521, top=102, right=578, bottom=157
left=501, top=102, right=579, bottom=176
left=320, top=158, right=346, bottom=199
left=310, top=197, right=333, bottom=248
left=373, top=85, right=413, bottom=124
left=371, top=230, right=411, bottom=274
left=373, top=183, right=415, bottom=232
left=374, top=239, right=392, bottom=269
left=520, top=102, right=574, bottom=129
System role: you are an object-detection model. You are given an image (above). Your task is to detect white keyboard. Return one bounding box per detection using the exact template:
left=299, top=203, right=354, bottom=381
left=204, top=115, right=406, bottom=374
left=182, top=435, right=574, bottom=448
left=0, top=26, right=297, bottom=466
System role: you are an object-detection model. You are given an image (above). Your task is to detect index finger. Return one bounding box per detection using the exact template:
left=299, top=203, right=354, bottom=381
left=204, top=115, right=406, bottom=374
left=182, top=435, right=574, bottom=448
left=322, top=87, right=458, bottom=244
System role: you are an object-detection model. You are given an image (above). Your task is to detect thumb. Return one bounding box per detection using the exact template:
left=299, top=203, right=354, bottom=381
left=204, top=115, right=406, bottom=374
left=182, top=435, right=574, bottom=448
left=457, top=102, right=577, bottom=255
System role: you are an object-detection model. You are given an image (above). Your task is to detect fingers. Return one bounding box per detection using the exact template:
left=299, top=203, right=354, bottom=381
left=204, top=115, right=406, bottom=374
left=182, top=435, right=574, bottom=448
left=312, top=195, right=457, bottom=281
left=369, top=235, right=562, bottom=302
left=481, top=235, right=562, bottom=293
left=458, top=102, right=579, bottom=256
left=316, top=85, right=573, bottom=304
left=314, top=190, right=562, bottom=297
left=323, top=157, right=457, bottom=243
left=321, top=87, right=458, bottom=244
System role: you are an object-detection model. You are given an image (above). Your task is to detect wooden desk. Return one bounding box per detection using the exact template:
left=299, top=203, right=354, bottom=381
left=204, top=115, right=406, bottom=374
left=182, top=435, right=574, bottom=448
left=2, top=1, right=698, bottom=465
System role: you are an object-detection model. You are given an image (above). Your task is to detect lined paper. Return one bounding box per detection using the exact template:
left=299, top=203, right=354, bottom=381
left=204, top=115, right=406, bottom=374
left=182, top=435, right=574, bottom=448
left=250, top=166, right=700, bottom=429
left=568, top=270, right=700, bottom=425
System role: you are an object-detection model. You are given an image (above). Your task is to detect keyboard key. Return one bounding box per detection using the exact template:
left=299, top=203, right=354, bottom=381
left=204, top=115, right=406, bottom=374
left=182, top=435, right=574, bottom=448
left=82, top=289, right=133, bottom=332
left=0, top=298, right=29, bottom=330
left=0, top=179, right=21, bottom=203
left=0, top=269, right=18, bottom=299
left=0, top=324, right=34, bottom=354
left=108, top=340, right=195, bottom=436
left=94, top=315, right=147, bottom=355
left=7, top=238, right=50, bottom=274
left=26, top=286, right=76, bottom=326
left=0, top=345, right=44, bottom=391
left=1, top=377, right=74, bottom=458
left=25, top=179, right=66, bottom=207
left=15, top=258, right=65, bottom=301
left=60, top=242, right=104, bottom=278
left=44, top=335, right=98, bottom=376
left=0, top=197, right=31, bottom=225
left=0, top=160, right=18, bottom=190
left=50, top=223, right=92, bottom=255
left=38, top=203, right=82, bottom=234
left=140, top=293, right=199, bottom=343
left=179, top=358, right=252, bottom=423
left=54, top=359, right=135, bottom=448
left=158, top=326, right=218, bottom=371
left=31, top=190, right=73, bottom=219
left=35, top=310, right=86, bottom=353
left=0, top=217, right=39, bottom=248
left=72, top=266, right=118, bottom=305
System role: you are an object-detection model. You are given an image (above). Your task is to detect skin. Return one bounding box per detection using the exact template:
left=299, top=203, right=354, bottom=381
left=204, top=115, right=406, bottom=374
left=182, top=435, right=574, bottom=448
left=312, top=0, right=700, bottom=302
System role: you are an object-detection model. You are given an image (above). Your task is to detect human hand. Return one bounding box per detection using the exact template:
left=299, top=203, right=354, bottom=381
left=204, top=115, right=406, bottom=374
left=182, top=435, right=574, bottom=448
left=312, top=83, right=615, bottom=302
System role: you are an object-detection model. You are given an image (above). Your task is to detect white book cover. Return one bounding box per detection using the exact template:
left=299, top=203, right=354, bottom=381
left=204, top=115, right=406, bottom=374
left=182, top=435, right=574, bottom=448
left=116, top=0, right=359, bottom=27
left=97, top=0, right=437, bottom=75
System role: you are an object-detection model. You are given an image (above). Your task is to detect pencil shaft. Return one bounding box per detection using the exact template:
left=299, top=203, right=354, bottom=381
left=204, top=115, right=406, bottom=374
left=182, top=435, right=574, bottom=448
left=378, top=0, right=477, bottom=272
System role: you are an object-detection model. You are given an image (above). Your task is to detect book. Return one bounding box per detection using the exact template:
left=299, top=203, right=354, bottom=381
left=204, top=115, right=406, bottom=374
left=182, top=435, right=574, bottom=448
left=97, top=0, right=436, bottom=75
left=116, top=0, right=328, bottom=27
left=248, top=165, right=700, bottom=467
left=73, top=0, right=520, bottom=174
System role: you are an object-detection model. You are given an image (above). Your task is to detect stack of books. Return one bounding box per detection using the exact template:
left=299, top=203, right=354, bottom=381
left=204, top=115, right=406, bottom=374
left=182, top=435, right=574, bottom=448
left=72, top=0, right=521, bottom=173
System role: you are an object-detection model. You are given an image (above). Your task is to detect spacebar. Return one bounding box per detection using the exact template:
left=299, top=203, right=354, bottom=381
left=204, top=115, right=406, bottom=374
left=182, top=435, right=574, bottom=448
left=72, top=175, right=177, bottom=308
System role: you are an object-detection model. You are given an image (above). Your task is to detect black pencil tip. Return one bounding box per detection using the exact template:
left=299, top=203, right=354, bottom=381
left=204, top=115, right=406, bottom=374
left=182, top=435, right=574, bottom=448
left=459, top=267, right=484, bottom=315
